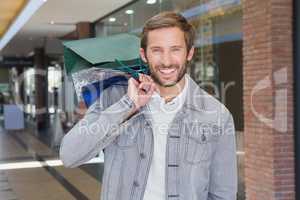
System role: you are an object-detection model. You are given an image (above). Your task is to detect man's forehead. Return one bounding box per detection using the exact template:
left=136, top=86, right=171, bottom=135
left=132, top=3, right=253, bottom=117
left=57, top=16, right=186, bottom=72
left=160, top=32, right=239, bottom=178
left=147, top=27, right=186, bottom=47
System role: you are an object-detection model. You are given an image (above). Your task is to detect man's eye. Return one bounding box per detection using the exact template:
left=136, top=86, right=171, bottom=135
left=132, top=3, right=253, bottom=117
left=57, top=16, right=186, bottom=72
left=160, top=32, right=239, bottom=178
left=172, top=48, right=181, bottom=52
left=152, top=49, right=161, bottom=53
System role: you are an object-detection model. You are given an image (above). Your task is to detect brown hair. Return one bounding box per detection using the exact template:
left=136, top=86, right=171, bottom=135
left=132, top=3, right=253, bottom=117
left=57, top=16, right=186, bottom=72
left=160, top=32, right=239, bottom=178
left=141, top=11, right=195, bottom=52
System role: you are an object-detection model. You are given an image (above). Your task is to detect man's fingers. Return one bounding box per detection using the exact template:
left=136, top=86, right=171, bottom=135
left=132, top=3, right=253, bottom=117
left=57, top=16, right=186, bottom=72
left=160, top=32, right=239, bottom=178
left=143, top=74, right=153, bottom=82
left=138, top=82, right=151, bottom=92
left=139, top=74, right=154, bottom=83
left=139, top=74, right=148, bottom=83
left=138, top=74, right=145, bottom=82
left=129, top=77, right=139, bottom=87
left=132, top=74, right=157, bottom=99
left=127, top=75, right=155, bottom=110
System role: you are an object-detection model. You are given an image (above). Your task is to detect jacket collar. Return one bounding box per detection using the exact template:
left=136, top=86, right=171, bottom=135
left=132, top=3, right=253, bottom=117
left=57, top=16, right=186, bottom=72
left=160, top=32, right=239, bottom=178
left=183, top=74, right=207, bottom=113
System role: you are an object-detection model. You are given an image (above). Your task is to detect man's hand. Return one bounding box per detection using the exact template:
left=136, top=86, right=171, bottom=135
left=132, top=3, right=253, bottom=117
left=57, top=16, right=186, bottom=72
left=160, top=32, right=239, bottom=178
left=127, top=74, right=157, bottom=112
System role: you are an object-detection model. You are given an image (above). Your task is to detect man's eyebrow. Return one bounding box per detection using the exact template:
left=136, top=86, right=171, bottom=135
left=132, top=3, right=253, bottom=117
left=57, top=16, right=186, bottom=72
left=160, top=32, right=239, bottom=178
left=149, top=46, right=162, bottom=49
left=149, top=45, right=184, bottom=49
left=170, top=45, right=184, bottom=48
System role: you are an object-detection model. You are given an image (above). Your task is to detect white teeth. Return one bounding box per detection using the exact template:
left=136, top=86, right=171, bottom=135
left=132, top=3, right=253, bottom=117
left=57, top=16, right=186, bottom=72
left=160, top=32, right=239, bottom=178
left=159, top=68, right=176, bottom=74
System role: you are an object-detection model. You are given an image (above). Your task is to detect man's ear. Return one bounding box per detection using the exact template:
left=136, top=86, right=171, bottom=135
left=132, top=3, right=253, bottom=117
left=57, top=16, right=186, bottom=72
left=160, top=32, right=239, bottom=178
left=139, top=48, right=147, bottom=63
left=187, top=46, right=195, bottom=61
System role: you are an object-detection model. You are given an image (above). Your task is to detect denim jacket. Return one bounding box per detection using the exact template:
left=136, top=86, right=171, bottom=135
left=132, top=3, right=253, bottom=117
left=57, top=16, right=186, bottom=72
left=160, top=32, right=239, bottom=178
left=60, top=75, right=238, bottom=200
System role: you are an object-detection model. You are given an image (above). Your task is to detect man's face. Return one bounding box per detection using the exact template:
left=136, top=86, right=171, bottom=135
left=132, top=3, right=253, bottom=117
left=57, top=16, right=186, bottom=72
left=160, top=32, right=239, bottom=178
left=140, top=27, right=194, bottom=87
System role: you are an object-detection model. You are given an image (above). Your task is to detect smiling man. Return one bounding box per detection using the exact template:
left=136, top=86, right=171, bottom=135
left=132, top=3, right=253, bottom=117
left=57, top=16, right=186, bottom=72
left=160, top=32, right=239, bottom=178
left=60, top=12, right=238, bottom=200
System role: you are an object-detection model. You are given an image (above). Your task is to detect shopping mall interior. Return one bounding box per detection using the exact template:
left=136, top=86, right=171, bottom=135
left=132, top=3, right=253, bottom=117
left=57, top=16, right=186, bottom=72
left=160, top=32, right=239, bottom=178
left=0, top=0, right=297, bottom=199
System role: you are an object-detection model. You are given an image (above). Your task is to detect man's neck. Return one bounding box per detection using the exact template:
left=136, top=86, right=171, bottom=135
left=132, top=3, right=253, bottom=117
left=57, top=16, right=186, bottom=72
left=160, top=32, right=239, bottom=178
left=156, top=76, right=186, bottom=103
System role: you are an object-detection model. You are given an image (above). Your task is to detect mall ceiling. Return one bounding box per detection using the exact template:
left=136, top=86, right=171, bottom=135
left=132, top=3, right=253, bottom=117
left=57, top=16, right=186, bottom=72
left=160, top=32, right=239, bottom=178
left=0, top=0, right=132, bottom=57
left=0, top=0, right=27, bottom=38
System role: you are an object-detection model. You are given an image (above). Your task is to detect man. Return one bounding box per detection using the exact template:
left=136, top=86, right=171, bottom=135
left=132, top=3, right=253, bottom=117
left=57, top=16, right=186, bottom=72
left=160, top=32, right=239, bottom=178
left=60, top=12, right=237, bottom=200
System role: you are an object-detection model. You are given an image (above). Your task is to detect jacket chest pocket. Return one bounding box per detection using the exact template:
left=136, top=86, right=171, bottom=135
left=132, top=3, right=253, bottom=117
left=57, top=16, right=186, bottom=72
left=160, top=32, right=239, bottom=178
left=184, top=135, right=210, bottom=164
left=183, top=122, right=220, bottom=164
left=116, top=133, right=137, bottom=149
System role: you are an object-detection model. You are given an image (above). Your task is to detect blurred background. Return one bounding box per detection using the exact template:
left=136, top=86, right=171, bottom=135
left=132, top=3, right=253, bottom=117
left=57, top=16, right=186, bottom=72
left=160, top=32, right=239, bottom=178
left=0, top=0, right=296, bottom=199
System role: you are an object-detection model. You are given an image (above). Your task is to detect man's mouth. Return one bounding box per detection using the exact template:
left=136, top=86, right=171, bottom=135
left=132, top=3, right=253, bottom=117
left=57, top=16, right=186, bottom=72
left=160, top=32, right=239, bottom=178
left=158, top=68, right=176, bottom=75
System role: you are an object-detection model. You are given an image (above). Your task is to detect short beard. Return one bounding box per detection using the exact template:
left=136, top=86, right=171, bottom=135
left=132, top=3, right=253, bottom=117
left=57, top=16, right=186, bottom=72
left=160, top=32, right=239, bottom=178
left=149, top=64, right=187, bottom=87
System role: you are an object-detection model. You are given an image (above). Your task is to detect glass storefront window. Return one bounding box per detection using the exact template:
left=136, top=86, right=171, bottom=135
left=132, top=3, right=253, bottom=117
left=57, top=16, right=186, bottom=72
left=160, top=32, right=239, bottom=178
left=95, top=1, right=161, bottom=37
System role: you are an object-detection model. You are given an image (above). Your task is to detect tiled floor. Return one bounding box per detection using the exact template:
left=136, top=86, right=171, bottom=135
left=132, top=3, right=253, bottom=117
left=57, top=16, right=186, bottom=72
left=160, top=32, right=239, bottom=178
left=0, top=123, right=103, bottom=200
left=0, top=171, right=17, bottom=200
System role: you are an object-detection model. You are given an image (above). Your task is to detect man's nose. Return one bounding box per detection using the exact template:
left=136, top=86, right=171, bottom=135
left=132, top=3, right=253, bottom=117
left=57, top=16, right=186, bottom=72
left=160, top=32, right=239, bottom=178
left=161, top=52, right=172, bottom=67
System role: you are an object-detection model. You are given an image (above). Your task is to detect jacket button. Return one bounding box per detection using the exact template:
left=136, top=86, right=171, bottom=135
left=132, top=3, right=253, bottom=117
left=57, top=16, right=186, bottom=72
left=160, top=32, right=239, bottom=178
left=133, top=181, right=139, bottom=187
left=145, top=121, right=150, bottom=127
left=140, top=153, right=146, bottom=159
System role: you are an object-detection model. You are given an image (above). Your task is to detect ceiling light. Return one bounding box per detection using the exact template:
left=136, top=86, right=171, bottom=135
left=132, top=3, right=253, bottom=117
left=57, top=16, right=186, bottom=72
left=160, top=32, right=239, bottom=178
left=27, top=51, right=34, bottom=57
left=109, top=17, right=116, bottom=22
left=50, top=20, right=55, bottom=25
left=146, top=0, right=157, bottom=4
left=125, top=9, right=134, bottom=15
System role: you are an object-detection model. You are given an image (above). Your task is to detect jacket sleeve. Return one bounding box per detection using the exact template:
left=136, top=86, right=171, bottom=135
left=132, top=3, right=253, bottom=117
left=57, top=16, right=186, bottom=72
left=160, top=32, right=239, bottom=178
left=208, top=112, right=238, bottom=200
left=59, top=86, right=135, bottom=168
